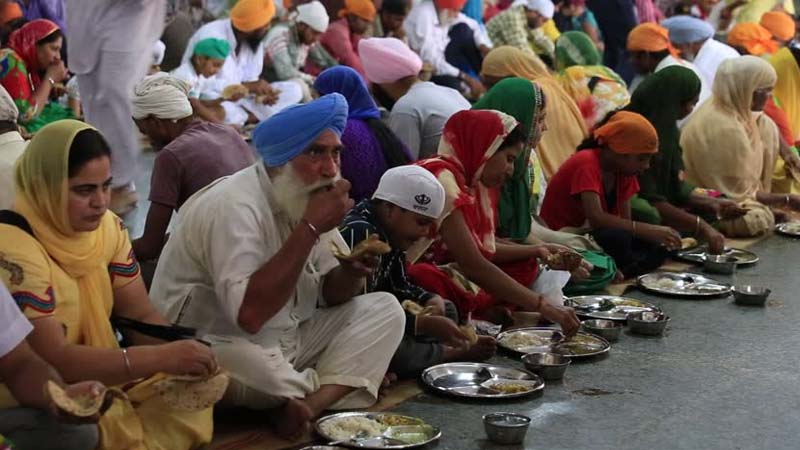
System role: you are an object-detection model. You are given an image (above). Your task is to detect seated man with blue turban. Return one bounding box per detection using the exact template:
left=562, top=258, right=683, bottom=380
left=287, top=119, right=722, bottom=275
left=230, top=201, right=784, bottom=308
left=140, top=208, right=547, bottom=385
left=149, top=94, right=405, bottom=439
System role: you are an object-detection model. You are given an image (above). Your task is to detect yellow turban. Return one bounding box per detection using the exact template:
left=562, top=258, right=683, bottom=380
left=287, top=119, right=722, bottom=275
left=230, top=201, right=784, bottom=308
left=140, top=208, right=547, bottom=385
left=230, top=0, right=275, bottom=32
left=338, top=0, right=376, bottom=22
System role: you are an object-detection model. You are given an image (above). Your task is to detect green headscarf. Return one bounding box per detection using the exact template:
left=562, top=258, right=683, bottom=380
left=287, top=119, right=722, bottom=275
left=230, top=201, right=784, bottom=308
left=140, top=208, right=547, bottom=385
left=555, top=31, right=601, bottom=70
left=193, top=38, right=231, bottom=60
left=626, top=65, right=701, bottom=215
left=473, top=77, right=544, bottom=241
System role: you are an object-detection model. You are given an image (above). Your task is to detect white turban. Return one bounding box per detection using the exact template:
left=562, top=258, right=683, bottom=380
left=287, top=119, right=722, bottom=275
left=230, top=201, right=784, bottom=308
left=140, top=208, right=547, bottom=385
left=152, top=40, right=166, bottom=66
left=296, top=1, right=330, bottom=33
left=517, top=0, right=554, bottom=18
left=131, top=73, right=193, bottom=120
left=0, top=85, right=19, bottom=123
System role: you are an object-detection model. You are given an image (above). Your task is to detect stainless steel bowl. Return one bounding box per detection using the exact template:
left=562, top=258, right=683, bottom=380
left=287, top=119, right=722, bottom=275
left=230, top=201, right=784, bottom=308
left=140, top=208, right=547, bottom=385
left=703, top=254, right=737, bottom=274
left=522, top=352, right=571, bottom=381
left=732, top=285, right=771, bottom=306
left=627, top=311, right=670, bottom=336
left=581, top=319, right=622, bottom=341
left=483, top=412, right=531, bottom=445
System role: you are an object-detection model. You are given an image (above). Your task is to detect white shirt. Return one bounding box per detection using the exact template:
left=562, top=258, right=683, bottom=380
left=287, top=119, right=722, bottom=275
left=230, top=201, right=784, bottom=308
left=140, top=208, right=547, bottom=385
left=630, top=55, right=711, bottom=106
left=150, top=163, right=346, bottom=351
left=389, top=81, right=471, bottom=159
left=404, top=0, right=491, bottom=77
left=0, top=283, right=32, bottom=359
left=693, top=38, right=739, bottom=88
left=0, top=131, right=27, bottom=210
left=171, top=61, right=226, bottom=100
left=181, top=19, right=265, bottom=86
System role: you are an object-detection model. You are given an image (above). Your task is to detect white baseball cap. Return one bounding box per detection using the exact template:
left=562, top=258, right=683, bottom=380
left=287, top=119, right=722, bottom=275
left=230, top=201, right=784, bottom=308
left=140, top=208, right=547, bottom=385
left=373, top=166, right=446, bottom=219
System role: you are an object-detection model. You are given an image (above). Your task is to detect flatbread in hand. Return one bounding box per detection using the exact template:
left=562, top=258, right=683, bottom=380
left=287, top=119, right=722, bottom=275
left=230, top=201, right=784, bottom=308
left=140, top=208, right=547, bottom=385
left=47, top=380, right=125, bottom=418
left=221, top=84, right=249, bottom=101
left=401, top=300, right=436, bottom=316
left=153, top=370, right=229, bottom=412
left=459, top=324, right=479, bottom=345
left=681, top=237, right=698, bottom=249
left=332, top=234, right=391, bottom=262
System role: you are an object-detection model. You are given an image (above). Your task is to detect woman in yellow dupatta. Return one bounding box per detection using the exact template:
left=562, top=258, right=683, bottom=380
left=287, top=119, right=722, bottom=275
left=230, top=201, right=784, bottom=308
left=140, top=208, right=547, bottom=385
left=480, top=45, right=589, bottom=180
left=0, top=120, right=217, bottom=450
left=681, top=56, right=800, bottom=237
left=771, top=47, right=800, bottom=146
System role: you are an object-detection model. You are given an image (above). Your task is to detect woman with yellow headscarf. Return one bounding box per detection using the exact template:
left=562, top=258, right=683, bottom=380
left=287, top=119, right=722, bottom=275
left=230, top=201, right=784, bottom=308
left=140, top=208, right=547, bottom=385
left=681, top=56, right=800, bottom=237
left=481, top=45, right=589, bottom=180
left=0, top=120, right=218, bottom=450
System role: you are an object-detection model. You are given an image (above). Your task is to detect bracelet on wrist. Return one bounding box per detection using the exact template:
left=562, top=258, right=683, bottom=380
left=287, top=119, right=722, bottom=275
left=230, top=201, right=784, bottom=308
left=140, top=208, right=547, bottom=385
left=300, top=218, right=320, bottom=241
left=121, top=348, right=133, bottom=377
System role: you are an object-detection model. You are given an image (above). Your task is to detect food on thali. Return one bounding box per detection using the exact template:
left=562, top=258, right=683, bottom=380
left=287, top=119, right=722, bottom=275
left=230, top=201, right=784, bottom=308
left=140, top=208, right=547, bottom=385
left=47, top=380, right=126, bottom=417
left=597, top=298, right=645, bottom=310
left=654, top=278, right=680, bottom=289
left=376, top=415, right=423, bottom=427
left=485, top=382, right=535, bottom=394
left=778, top=222, right=800, bottom=234
left=553, top=334, right=605, bottom=356
left=332, top=234, right=391, bottom=262
left=320, top=416, right=385, bottom=441
left=499, top=332, right=550, bottom=349
left=153, top=369, right=230, bottom=411
left=681, top=237, right=698, bottom=249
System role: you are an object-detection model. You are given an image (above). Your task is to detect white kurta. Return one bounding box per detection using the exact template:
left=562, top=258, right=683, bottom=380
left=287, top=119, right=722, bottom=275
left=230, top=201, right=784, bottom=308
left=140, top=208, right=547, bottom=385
left=181, top=19, right=302, bottom=125
left=404, top=0, right=491, bottom=77
left=150, top=163, right=405, bottom=409
left=66, top=0, right=166, bottom=188
left=693, top=38, right=740, bottom=88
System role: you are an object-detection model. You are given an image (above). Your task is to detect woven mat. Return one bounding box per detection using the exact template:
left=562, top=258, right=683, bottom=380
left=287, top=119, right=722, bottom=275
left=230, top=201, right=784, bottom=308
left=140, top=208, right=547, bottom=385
left=209, top=234, right=770, bottom=449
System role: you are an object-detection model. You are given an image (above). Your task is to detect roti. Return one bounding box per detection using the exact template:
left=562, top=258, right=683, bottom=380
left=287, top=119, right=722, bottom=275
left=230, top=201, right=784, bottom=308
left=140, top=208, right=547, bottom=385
left=681, top=237, right=698, bottom=249
left=221, top=84, right=249, bottom=100
left=153, top=371, right=230, bottom=412
left=459, top=324, right=478, bottom=344
left=401, top=300, right=436, bottom=316
left=332, top=234, right=391, bottom=262
left=47, top=380, right=126, bottom=417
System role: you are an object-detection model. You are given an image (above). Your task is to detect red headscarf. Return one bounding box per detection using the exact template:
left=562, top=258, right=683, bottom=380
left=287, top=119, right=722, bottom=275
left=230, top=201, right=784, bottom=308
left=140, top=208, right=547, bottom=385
left=7, top=19, right=60, bottom=87
left=417, top=109, right=519, bottom=258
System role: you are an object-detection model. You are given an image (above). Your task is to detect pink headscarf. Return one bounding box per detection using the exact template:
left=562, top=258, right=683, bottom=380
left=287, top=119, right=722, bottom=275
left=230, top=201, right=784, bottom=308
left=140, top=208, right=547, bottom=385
left=358, top=37, right=423, bottom=84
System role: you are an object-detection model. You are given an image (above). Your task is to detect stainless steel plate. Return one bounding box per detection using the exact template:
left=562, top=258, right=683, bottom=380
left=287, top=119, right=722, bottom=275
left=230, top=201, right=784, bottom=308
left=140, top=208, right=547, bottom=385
left=566, top=295, right=661, bottom=321
left=776, top=222, right=800, bottom=237
left=496, top=327, right=611, bottom=359
left=675, top=245, right=758, bottom=266
left=420, top=362, right=544, bottom=399
left=315, top=412, right=441, bottom=449
left=637, top=272, right=732, bottom=297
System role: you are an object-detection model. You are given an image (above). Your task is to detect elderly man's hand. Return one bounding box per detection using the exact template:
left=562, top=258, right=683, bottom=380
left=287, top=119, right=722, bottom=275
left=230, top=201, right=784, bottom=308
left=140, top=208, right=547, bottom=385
left=304, top=179, right=354, bottom=233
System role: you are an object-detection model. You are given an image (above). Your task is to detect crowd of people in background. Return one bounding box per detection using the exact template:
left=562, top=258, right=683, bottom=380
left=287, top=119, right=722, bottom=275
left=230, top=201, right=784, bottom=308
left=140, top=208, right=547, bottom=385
left=0, top=0, right=799, bottom=448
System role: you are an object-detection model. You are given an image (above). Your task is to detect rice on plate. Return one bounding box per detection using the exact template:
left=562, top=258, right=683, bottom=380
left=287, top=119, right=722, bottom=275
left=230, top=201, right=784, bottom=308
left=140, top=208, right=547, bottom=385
left=319, top=416, right=386, bottom=440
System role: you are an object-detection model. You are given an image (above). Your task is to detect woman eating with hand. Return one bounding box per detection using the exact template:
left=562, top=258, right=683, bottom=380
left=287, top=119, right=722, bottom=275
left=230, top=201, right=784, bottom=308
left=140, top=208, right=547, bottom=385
left=0, top=120, right=217, bottom=450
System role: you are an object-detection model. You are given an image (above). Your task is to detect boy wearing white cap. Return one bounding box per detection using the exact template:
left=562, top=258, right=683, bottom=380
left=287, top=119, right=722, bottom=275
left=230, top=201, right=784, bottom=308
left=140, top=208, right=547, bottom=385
left=340, top=166, right=496, bottom=378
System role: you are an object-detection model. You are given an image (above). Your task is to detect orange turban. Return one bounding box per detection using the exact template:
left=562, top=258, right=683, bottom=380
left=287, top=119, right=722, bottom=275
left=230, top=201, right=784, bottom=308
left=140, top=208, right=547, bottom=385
left=338, top=0, right=377, bottom=21
left=0, top=2, right=22, bottom=24
left=626, top=23, right=677, bottom=56
left=593, top=111, right=658, bottom=154
left=728, top=23, right=779, bottom=56
left=760, top=11, right=796, bottom=42
left=230, top=0, right=276, bottom=32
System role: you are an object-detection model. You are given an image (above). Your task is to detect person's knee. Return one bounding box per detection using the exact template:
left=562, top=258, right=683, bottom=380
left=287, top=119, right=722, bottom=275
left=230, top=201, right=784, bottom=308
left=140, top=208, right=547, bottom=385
left=62, top=423, right=99, bottom=450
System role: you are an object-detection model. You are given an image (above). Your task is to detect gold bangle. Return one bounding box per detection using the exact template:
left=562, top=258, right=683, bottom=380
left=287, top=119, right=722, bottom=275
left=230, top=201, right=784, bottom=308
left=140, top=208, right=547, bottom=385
left=695, top=215, right=701, bottom=236
left=121, top=348, right=133, bottom=377
left=785, top=195, right=790, bottom=207
left=631, top=220, right=637, bottom=237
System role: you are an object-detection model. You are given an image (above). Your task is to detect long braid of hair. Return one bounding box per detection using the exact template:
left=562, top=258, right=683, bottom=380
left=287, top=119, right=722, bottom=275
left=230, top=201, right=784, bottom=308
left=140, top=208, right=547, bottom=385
left=365, top=118, right=413, bottom=167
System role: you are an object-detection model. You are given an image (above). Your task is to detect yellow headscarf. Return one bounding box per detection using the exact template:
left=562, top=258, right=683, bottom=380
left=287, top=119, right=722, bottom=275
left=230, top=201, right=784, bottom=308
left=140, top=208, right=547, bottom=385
left=771, top=47, right=800, bottom=142
left=481, top=46, right=588, bottom=178
left=14, top=119, right=118, bottom=348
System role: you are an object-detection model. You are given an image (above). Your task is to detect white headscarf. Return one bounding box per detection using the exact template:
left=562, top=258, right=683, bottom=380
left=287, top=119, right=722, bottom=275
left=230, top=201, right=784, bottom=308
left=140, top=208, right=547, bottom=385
left=152, top=40, right=166, bottom=66
left=0, top=85, right=19, bottom=122
left=295, top=1, right=329, bottom=33
left=131, top=73, right=193, bottom=120
left=513, top=0, right=554, bottom=18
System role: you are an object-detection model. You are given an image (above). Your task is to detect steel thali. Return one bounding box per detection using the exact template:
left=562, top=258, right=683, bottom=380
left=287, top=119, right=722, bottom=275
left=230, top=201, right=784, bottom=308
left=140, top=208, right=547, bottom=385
left=496, top=327, right=611, bottom=359
left=566, top=295, right=662, bottom=322
left=315, top=412, right=441, bottom=449
left=420, top=362, right=544, bottom=399
left=637, top=272, right=732, bottom=298
left=675, top=245, right=758, bottom=266
left=775, top=222, right=800, bottom=237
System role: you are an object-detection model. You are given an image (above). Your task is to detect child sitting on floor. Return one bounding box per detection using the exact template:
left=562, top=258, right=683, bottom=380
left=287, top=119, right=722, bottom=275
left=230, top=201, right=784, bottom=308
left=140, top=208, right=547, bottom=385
left=539, top=110, right=682, bottom=278
left=171, top=37, right=235, bottom=124
left=339, top=166, right=496, bottom=379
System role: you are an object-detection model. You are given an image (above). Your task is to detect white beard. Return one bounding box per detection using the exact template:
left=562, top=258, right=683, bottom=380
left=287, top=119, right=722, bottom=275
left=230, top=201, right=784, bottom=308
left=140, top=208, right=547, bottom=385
left=270, top=163, right=341, bottom=224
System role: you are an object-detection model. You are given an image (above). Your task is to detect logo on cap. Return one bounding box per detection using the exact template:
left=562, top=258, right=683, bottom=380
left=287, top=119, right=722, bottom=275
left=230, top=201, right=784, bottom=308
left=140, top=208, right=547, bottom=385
left=415, top=194, right=431, bottom=205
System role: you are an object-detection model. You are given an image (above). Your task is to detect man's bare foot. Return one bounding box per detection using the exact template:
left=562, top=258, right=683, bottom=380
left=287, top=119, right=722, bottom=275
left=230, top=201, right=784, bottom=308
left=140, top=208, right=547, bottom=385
left=272, top=398, right=313, bottom=440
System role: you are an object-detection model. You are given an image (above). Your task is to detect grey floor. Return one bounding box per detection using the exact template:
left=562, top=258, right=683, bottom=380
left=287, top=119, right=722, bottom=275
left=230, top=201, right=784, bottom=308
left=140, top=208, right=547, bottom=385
left=129, top=154, right=800, bottom=450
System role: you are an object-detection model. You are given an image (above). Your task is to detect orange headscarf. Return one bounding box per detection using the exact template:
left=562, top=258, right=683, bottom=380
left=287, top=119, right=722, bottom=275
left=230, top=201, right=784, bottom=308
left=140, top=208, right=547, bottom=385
left=626, top=23, right=677, bottom=56
left=338, top=0, right=376, bottom=21
left=0, top=1, right=22, bottom=24
left=728, top=23, right=779, bottom=56
left=594, top=111, right=659, bottom=154
left=230, top=0, right=276, bottom=32
left=760, top=11, right=796, bottom=42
